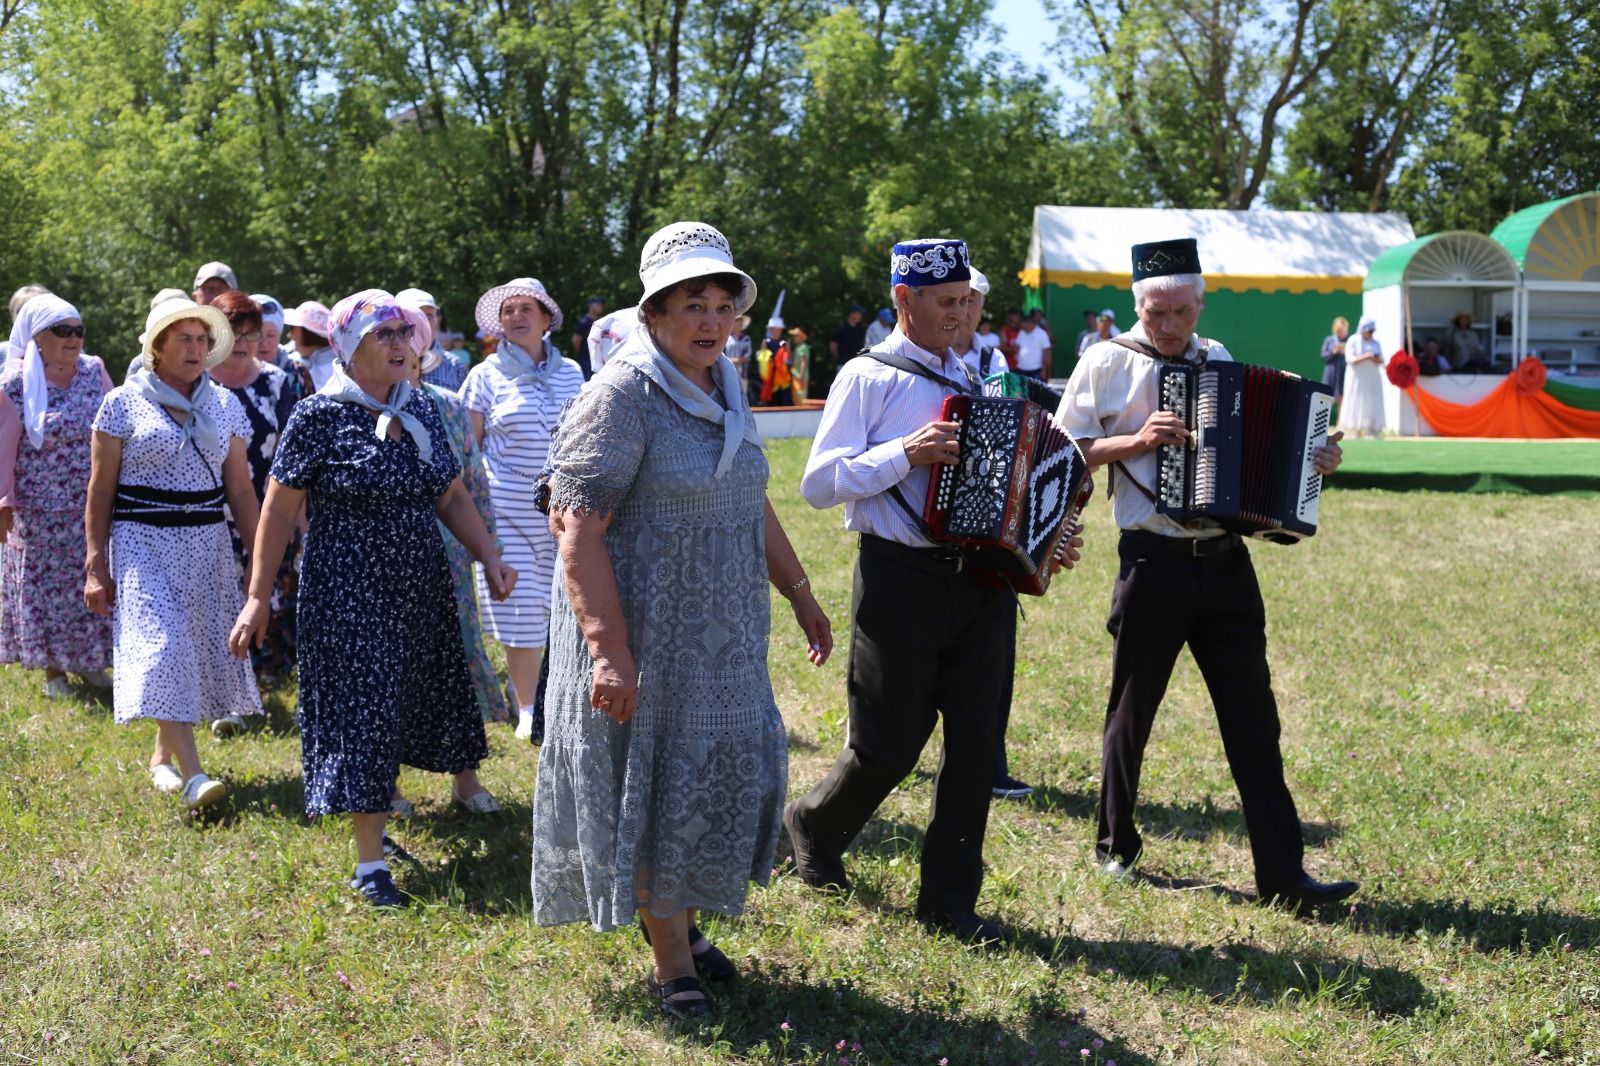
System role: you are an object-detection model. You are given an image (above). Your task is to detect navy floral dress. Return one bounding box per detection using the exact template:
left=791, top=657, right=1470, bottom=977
left=269, top=392, right=486, bottom=816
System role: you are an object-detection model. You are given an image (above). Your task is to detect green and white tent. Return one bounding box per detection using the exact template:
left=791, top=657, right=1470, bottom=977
left=1491, top=191, right=1600, bottom=374
left=1020, top=206, right=1415, bottom=378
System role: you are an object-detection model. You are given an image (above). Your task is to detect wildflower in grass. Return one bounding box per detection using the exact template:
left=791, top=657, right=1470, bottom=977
left=940, top=1058, right=949, bottom=1065
left=837, top=1040, right=847, bottom=1050
left=1093, top=1039, right=1104, bottom=1050
left=1059, top=1039, right=1070, bottom=1048
left=336, top=970, right=350, bottom=987
left=226, top=980, right=238, bottom=990
left=1081, top=1050, right=1090, bottom=1059
left=780, top=1021, right=791, bottom=1032
left=199, top=948, right=211, bottom=957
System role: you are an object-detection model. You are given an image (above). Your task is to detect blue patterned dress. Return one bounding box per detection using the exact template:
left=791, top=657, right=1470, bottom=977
left=270, top=393, right=485, bottom=815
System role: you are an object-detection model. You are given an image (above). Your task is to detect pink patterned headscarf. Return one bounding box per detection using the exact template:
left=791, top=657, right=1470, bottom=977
left=327, top=289, right=406, bottom=364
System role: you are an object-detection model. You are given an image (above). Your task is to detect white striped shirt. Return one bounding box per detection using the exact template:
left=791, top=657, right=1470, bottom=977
left=801, top=329, right=969, bottom=548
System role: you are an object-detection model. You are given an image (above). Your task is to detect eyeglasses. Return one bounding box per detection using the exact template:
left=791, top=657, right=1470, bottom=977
left=371, top=324, right=416, bottom=345
left=47, top=324, right=85, bottom=338
left=234, top=331, right=262, bottom=344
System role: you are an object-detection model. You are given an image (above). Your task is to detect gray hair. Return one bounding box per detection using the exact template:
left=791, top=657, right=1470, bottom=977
left=1132, top=273, right=1206, bottom=310
left=9, top=284, right=49, bottom=320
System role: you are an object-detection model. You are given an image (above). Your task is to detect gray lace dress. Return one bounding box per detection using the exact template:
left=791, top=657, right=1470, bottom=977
left=531, top=359, right=787, bottom=931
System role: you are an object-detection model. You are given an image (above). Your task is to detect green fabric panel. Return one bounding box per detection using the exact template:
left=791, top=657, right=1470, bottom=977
left=1364, top=234, right=1439, bottom=292
left=1490, top=194, right=1582, bottom=268
left=1543, top=378, right=1600, bottom=412
left=1040, top=283, right=1361, bottom=379
left=1330, top=438, right=1600, bottom=496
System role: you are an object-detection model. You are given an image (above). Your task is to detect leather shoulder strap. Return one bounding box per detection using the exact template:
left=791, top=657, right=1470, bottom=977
left=858, top=346, right=976, bottom=395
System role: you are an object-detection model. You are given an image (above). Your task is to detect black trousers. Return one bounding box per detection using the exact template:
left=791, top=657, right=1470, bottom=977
left=1097, top=532, right=1305, bottom=893
left=790, top=535, right=1013, bottom=913
left=994, top=602, right=1018, bottom=780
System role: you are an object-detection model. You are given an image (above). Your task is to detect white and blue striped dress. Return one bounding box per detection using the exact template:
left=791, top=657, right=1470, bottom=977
left=459, top=350, right=584, bottom=648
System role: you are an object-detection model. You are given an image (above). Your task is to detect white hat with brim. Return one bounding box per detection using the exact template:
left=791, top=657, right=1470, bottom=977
left=138, top=298, right=234, bottom=370
left=637, top=222, right=757, bottom=317
left=475, top=278, right=563, bottom=338
left=283, top=300, right=331, bottom=336
left=396, top=287, right=438, bottom=311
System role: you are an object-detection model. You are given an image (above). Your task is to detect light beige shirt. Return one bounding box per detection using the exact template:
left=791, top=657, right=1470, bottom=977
left=1057, top=322, right=1232, bottom=537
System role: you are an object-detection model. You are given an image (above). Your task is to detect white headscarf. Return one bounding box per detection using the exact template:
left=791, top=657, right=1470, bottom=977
left=7, top=294, right=80, bottom=449
left=609, top=327, right=761, bottom=480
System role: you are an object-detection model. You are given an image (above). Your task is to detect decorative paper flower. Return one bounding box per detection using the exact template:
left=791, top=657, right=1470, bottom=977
left=1386, top=350, right=1419, bottom=389
left=1513, top=355, right=1547, bottom=393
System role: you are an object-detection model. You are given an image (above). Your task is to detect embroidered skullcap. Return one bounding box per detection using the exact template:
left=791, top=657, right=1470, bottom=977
left=327, top=289, right=406, bottom=363
left=637, top=222, right=757, bottom=316
left=1130, top=238, right=1202, bottom=281
left=889, top=238, right=971, bottom=288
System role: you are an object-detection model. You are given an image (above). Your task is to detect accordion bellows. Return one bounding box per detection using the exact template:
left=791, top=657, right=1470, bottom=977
left=923, top=375, right=1089, bottom=595
left=1156, top=362, right=1335, bottom=543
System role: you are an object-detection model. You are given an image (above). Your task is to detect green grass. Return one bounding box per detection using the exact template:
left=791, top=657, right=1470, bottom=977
left=1333, top=438, right=1600, bottom=495
left=4, top=437, right=1599, bottom=1064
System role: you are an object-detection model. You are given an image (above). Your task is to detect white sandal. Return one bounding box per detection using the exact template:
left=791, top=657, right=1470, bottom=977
left=452, top=788, right=501, bottom=815
left=150, top=764, right=184, bottom=793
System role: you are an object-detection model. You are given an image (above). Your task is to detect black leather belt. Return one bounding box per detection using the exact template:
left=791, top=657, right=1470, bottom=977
left=1120, top=529, right=1242, bottom=558
left=859, top=533, right=969, bottom=577
left=113, top=483, right=226, bottom=527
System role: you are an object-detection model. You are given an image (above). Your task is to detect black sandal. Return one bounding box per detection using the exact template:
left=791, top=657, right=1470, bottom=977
left=638, top=918, right=738, bottom=981
left=647, top=970, right=710, bottom=1019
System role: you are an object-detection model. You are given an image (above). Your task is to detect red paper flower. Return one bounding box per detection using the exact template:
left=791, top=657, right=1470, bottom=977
left=1513, top=356, right=1547, bottom=393
left=1386, top=350, right=1418, bottom=389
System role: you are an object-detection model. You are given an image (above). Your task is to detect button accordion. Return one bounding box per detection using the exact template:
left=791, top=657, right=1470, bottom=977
left=1155, top=362, right=1334, bottom=544
left=923, top=373, right=1090, bottom=594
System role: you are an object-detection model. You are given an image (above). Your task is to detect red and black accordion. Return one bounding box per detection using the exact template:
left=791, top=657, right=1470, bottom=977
left=1155, top=362, right=1335, bottom=544
left=923, top=376, right=1090, bottom=595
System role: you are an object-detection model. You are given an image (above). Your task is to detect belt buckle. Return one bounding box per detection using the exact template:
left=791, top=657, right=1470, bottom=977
left=1190, top=537, right=1206, bottom=557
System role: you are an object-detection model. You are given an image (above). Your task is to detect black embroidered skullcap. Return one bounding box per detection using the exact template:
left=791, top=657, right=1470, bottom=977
left=1131, top=238, right=1202, bottom=280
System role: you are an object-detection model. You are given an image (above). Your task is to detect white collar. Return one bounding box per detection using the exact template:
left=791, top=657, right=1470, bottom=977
left=886, top=327, right=958, bottom=373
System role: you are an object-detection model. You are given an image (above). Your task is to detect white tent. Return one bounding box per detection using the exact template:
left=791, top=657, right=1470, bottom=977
left=1022, top=207, right=1415, bottom=294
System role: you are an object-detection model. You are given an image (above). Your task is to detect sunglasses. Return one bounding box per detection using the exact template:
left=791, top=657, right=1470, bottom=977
left=371, top=324, right=416, bottom=345
left=48, top=324, right=86, bottom=338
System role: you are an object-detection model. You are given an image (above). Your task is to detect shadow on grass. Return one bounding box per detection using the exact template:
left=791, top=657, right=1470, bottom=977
left=1026, top=782, right=1343, bottom=848
left=1005, top=928, right=1430, bottom=1018
left=193, top=769, right=310, bottom=828
left=393, top=798, right=534, bottom=917
left=1341, top=895, right=1600, bottom=954
left=596, top=960, right=1157, bottom=1065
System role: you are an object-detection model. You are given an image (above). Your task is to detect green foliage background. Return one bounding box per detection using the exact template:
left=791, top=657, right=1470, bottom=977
left=0, top=0, right=1595, bottom=388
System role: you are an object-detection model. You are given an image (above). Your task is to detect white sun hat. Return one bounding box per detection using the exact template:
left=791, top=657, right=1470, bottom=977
left=396, top=287, right=438, bottom=311
left=475, top=278, right=563, bottom=337
left=970, top=268, right=991, bottom=296
left=139, top=298, right=234, bottom=370
left=637, top=222, right=757, bottom=316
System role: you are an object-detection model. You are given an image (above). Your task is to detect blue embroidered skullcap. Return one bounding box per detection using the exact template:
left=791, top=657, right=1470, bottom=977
left=890, top=238, right=972, bottom=288
left=1131, top=238, right=1202, bottom=281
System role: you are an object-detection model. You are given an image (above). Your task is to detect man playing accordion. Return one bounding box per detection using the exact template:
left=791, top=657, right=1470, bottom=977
left=788, top=238, right=1081, bottom=945
left=1058, top=237, right=1356, bottom=907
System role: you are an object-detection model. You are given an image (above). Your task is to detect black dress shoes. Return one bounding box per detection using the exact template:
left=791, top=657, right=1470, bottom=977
left=1261, top=875, right=1360, bottom=908
left=783, top=802, right=851, bottom=892
left=918, top=908, right=1009, bottom=946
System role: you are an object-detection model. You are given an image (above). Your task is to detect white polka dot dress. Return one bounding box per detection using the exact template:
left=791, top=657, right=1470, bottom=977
left=92, top=384, right=263, bottom=725
left=458, top=348, right=583, bottom=649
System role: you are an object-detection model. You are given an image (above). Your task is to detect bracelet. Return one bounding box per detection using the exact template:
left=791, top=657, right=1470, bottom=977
left=778, top=575, right=810, bottom=599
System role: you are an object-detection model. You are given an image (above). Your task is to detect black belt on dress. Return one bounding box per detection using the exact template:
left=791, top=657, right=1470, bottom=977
left=112, top=484, right=226, bottom=527
left=1120, top=529, right=1242, bottom=558
left=859, top=532, right=969, bottom=576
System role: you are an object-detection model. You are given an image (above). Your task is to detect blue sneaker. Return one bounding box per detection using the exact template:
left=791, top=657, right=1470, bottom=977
left=351, top=868, right=405, bottom=908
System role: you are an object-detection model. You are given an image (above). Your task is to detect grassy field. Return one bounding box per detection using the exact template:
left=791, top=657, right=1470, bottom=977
left=1333, top=438, right=1600, bottom=496
left=3, top=436, right=1598, bottom=1064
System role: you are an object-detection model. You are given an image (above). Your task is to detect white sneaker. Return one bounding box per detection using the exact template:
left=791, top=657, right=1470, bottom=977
left=210, top=714, right=246, bottom=738
left=1099, top=858, right=1136, bottom=883
left=181, top=774, right=227, bottom=810
left=76, top=668, right=112, bottom=690
left=150, top=764, right=184, bottom=793
left=514, top=710, right=536, bottom=741
left=41, top=676, right=72, bottom=700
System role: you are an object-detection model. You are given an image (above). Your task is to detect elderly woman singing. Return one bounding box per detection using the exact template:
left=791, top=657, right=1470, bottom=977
left=531, top=222, right=832, bottom=1019
left=86, top=298, right=263, bottom=808
left=0, top=295, right=115, bottom=698
left=232, top=290, right=514, bottom=909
